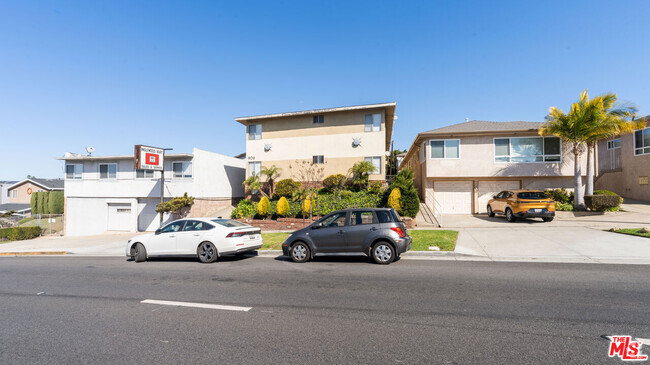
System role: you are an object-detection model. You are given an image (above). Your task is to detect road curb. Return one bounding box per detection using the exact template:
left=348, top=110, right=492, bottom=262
left=254, top=249, right=479, bottom=258
left=0, top=251, right=68, bottom=256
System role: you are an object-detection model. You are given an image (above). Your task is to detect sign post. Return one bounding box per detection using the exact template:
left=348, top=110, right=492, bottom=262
left=134, top=145, right=169, bottom=226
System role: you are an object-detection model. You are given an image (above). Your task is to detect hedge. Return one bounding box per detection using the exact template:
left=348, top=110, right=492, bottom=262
left=584, top=194, right=622, bottom=212
left=273, top=179, right=301, bottom=199
left=0, top=226, right=41, bottom=241
left=48, top=191, right=65, bottom=214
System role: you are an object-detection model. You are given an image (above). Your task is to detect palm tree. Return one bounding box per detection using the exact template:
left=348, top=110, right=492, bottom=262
left=260, top=165, right=282, bottom=196
left=348, top=161, right=377, bottom=190
left=540, top=92, right=596, bottom=210
left=242, top=173, right=269, bottom=198
left=540, top=90, right=640, bottom=209
left=581, top=93, right=639, bottom=195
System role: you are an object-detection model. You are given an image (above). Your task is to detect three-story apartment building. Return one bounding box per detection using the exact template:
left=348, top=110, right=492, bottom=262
left=235, top=103, right=396, bottom=182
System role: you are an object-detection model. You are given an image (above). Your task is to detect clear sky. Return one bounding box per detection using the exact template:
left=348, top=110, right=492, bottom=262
left=1, top=0, right=648, bottom=181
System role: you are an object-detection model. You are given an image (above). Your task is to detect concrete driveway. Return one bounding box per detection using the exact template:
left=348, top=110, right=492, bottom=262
left=454, top=226, right=650, bottom=264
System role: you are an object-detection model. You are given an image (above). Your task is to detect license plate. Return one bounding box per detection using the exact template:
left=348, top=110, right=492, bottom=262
left=533, top=209, right=542, bottom=213
left=249, top=235, right=257, bottom=240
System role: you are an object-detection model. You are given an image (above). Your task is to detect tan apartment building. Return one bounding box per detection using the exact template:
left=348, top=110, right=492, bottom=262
left=400, top=120, right=586, bottom=215
left=595, top=116, right=649, bottom=202
left=235, top=103, right=396, bottom=182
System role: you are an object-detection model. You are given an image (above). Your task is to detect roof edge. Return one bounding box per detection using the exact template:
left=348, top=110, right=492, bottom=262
left=235, top=102, right=396, bottom=124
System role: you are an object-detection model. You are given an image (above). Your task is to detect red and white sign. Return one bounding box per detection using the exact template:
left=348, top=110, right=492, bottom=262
left=135, top=145, right=164, bottom=171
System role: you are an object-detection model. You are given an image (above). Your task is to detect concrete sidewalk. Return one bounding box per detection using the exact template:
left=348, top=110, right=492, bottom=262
left=0, top=232, right=133, bottom=256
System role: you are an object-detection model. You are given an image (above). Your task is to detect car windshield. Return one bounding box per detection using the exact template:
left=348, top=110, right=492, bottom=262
left=517, top=192, right=550, bottom=199
left=211, top=219, right=248, bottom=228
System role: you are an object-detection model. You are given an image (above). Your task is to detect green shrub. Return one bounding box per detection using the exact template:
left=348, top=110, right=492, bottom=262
left=545, top=188, right=572, bottom=204
left=368, top=182, right=383, bottom=195
left=387, top=188, right=401, bottom=212
left=388, top=169, right=420, bottom=218
left=313, top=191, right=383, bottom=216
left=594, top=190, right=624, bottom=205
left=555, top=201, right=574, bottom=211
left=42, top=192, right=50, bottom=215
left=0, top=226, right=41, bottom=241
left=585, top=194, right=622, bottom=212
left=274, top=178, right=301, bottom=199
left=276, top=197, right=290, bottom=217
left=37, top=192, right=46, bottom=215
left=30, top=193, right=38, bottom=215
left=48, top=191, right=64, bottom=214
left=322, top=174, right=346, bottom=192
left=257, top=196, right=270, bottom=217
left=302, top=196, right=312, bottom=215
left=231, top=199, right=256, bottom=218
left=156, top=193, right=195, bottom=215
left=0, top=210, right=15, bottom=218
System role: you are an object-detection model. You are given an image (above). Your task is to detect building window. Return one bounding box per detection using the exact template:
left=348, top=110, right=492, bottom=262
left=99, top=163, right=117, bottom=179
left=364, top=113, right=381, bottom=132
left=12, top=190, right=17, bottom=199
left=65, top=164, right=83, bottom=180
left=248, top=124, right=262, bottom=140
left=429, top=139, right=460, bottom=159
left=607, top=139, right=622, bottom=150
left=248, top=161, right=261, bottom=177
left=136, top=169, right=155, bottom=179
left=312, top=155, right=324, bottom=164
left=494, top=137, right=561, bottom=163
left=364, top=156, right=381, bottom=174
left=313, top=115, right=324, bottom=124
left=172, top=162, right=193, bottom=178
left=634, top=128, right=650, bottom=155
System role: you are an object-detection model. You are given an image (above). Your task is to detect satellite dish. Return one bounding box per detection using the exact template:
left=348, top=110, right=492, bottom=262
left=85, top=147, right=95, bottom=155
left=352, top=137, right=361, bottom=148
left=385, top=151, right=391, bottom=156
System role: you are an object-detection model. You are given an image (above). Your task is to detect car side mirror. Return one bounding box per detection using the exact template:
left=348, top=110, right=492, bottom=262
left=493, top=195, right=498, bottom=199
left=155, top=228, right=162, bottom=235
left=311, top=222, right=323, bottom=229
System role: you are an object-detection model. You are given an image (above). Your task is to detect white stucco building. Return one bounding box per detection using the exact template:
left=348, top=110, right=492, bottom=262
left=58, top=148, right=245, bottom=236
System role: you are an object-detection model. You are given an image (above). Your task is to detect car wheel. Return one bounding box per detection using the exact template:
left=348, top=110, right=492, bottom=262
left=197, top=241, right=218, bottom=263
left=543, top=217, right=554, bottom=222
left=290, top=242, right=310, bottom=263
left=505, top=208, right=516, bottom=222
left=487, top=205, right=495, bottom=217
left=134, top=243, right=146, bottom=263
left=371, top=242, right=395, bottom=265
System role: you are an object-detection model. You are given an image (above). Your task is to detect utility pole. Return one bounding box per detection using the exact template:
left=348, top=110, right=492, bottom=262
left=159, top=148, right=173, bottom=226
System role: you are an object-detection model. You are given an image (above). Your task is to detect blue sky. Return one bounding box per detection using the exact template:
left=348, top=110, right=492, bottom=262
left=1, top=0, right=648, bottom=181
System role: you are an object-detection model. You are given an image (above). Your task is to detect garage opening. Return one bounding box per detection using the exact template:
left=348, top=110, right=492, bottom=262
left=433, top=181, right=473, bottom=214
left=477, top=181, right=520, bottom=213
left=107, top=203, right=132, bottom=231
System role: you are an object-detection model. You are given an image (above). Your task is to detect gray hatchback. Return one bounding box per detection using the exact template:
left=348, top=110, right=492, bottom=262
left=281, top=208, right=411, bottom=265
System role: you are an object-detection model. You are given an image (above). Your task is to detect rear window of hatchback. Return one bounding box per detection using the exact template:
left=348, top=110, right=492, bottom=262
left=517, top=192, right=550, bottom=200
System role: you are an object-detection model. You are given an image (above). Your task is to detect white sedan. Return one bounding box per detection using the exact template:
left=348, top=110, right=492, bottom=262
left=126, top=218, right=263, bottom=263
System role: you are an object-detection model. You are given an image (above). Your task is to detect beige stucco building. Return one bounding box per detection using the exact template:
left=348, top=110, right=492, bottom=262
left=595, top=117, right=649, bottom=202
left=235, top=103, right=396, bottom=182
left=400, top=120, right=586, bottom=215
left=6, top=178, right=64, bottom=204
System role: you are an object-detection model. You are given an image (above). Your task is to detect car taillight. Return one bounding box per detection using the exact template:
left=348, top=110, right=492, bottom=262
left=390, top=227, right=405, bottom=238
left=226, top=230, right=260, bottom=238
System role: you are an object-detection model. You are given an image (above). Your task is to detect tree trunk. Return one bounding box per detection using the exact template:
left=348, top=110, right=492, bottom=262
left=585, top=141, right=594, bottom=196
left=573, top=144, right=586, bottom=211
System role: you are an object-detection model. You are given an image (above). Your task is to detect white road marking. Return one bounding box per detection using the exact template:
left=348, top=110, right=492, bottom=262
left=36, top=292, right=45, bottom=295
left=141, top=299, right=252, bottom=312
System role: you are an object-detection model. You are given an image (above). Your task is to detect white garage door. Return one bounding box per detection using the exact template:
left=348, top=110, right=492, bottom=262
left=107, top=203, right=132, bottom=231
left=478, top=181, right=520, bottom=213
left=434, top=181, right=473, bottom=214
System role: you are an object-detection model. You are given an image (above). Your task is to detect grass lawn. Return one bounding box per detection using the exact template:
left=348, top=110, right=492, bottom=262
left=409, top=230, right=458, bottom=251
left=261, top=229, right=459, bottom=251
left=613, top=228, right=650, bottom=239
left=261, top=232, right=290, bottom=250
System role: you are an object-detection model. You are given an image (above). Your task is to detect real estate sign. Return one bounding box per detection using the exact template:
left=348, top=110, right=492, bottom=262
left=134, top=145, right=164, bottom=171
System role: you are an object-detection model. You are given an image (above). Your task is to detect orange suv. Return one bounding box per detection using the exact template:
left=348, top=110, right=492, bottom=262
left=487, top=190, right=555, bottom=222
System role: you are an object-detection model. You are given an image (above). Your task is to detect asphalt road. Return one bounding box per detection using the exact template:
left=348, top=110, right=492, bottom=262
left=1, top=255, right=648, bottom=364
